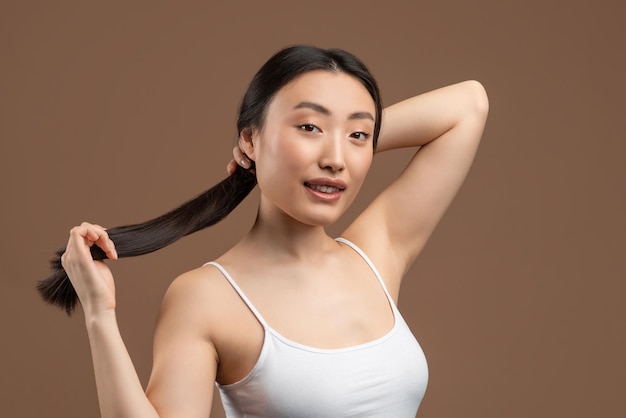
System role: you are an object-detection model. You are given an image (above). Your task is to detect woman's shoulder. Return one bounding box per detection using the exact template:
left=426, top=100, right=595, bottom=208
left=156, top=260, right=261, bottom=364
left=158, top=262, right=237, bottom=327
left=167, top=262, right=225, bottom=295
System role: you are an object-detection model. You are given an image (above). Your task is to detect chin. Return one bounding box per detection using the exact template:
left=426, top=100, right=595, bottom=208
left=297, top=198, right=358, bottom=227
left=296, top=210, right=344, bottom=228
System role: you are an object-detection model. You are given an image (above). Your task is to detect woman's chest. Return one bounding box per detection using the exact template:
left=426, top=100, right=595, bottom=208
left=212, top=262, right=395, bottom=385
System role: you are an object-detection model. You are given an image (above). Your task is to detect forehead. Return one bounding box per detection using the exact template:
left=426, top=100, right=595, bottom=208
left=268, top=70, right=375, bottom=116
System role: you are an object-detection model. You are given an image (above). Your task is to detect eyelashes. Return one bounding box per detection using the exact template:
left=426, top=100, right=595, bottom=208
left=296, top=124, right=371, bottom=141
left=298, top=123, right=320, bottom=133
left=350, top=132, right=371, bottom=141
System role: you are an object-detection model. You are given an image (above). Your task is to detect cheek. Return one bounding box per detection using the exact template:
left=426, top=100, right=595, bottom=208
left=257, top=131, right=313, bottom=172
left=254, top=136, right=309, bottom=188
left=351, top=152, right=373, bottom=182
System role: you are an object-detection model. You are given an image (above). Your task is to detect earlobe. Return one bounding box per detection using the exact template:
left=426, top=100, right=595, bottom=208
left=239, top=127, right=257, bottom=161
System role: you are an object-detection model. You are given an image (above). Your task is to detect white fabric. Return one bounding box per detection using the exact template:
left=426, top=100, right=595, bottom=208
left=205, top=238, right=428, bottom=417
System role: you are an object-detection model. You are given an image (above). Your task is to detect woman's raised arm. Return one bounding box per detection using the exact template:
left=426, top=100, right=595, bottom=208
left=344, top=80, right=489, bottom=293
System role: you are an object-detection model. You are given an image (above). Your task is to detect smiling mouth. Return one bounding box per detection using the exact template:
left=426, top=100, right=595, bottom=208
left=305, top=183, right=343, bottom=193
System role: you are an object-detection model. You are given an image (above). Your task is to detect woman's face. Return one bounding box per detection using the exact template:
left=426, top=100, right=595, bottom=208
left=245, top=70, right=376, bottom=227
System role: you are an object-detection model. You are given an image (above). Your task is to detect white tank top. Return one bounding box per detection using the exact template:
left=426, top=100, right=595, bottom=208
left=206, top=238, right=428, bottom=417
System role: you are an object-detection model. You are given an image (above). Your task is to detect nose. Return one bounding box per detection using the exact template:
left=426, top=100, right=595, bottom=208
left=319, top=134, right=345, bottom=172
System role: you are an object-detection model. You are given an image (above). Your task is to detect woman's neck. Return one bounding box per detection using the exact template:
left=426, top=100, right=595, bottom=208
left=243, top=206, right=337, bottom=262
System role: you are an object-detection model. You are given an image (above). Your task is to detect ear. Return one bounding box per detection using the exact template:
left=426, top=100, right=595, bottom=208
left=238, top=127, right=258, bottom=161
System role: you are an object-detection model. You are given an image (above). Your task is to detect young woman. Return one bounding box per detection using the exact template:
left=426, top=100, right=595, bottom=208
left=40, top=45, right=488, bottom=417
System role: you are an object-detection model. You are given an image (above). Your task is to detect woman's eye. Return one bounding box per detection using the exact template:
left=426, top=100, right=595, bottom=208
left=298, top=124, right=319, bottom=132
left=350, top=131, right=371, bottom=141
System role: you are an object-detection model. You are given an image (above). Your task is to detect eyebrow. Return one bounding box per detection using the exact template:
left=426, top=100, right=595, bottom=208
left=293, top=101, right=375, bottom=121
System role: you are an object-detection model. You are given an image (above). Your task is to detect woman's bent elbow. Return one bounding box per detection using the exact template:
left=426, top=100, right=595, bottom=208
left=465, top=80, right=489, bottom=117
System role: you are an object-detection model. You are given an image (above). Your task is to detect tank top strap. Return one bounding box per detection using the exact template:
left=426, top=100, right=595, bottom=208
left=203, top=261, right=270, bottom=329
left=335, top=237, right=396, bottom=307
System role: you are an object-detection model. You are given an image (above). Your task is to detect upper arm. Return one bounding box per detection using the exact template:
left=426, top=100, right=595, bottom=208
left=145, top=270, right=219, bottom=418
left=345, top=81, right=489, bottom=287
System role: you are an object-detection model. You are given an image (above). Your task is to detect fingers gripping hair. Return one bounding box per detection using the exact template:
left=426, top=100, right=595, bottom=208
left=37, top=166, right=257, bottom=315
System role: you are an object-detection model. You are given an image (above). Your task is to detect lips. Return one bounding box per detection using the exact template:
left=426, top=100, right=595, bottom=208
left=307, top=184, right=342, bottom=193
left=304, top=178, right=346, bottom=192
left=304, top=178, right=346, bottom=201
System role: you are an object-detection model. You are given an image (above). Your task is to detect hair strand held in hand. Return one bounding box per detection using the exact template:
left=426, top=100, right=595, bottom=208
left=37, top=166, right=257, bottom=315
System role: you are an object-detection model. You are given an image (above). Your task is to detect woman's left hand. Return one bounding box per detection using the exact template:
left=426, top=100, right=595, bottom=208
left=226, top=146, right=253, bottom=175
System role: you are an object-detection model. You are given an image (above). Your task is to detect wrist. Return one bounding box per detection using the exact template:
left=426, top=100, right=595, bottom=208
left=84, top=308, right=118, bottom=329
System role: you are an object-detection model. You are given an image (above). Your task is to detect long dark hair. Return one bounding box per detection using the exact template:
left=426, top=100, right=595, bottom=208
left=37, top=45, right=383, bottom=314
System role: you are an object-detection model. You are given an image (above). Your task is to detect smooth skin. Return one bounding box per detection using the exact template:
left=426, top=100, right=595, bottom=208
left=62, top=71, right=488, bottom=417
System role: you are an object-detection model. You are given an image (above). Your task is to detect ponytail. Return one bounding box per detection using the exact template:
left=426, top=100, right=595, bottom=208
left=39, top=45, right=383, bottom=315
left=37, top=165, right=257, bottom=315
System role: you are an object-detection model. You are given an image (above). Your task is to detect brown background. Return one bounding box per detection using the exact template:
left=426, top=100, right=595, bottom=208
left=1, top=1, right=624, bottom=417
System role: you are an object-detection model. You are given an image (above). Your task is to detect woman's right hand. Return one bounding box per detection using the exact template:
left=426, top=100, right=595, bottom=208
left=61, top=222, right=118, bottom=317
